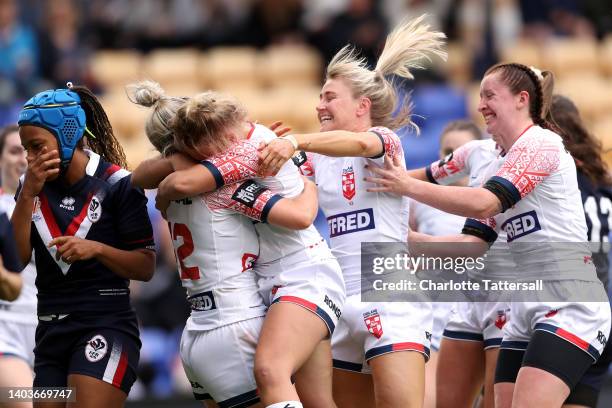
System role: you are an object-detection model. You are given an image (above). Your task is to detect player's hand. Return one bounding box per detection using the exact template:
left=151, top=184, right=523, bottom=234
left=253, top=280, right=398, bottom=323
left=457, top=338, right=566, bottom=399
left=48, top=236, right=101, bottom=264
left=269, top=121, right=291, bottom=137
left=364, top=153, right=411, bottom=196
left=0, top=255, right=5, bottom=281
left=155, top=194, right=170, bottom=219
left=21, top=147, right=60, bottom=198
left=257, top=138, right=295, bottom=177
left=168, top=152, right=196, bottom=171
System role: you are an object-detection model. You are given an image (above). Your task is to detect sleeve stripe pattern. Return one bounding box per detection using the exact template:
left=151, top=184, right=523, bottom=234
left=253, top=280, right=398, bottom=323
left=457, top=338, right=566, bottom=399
left=428, top=144, right=470, bottom=183
left=201, top=141, right=261, bottom=187
left=201, top=161, right=225, bottom=188
left=462, top=218, right=498, bottom=244
left=483, top=176, right=521, bottom=212
left=206, top=181, right=280, bottom=223
left=493, top=133, right=560, bottom=200
left=368, top=127, right=401, bottom=160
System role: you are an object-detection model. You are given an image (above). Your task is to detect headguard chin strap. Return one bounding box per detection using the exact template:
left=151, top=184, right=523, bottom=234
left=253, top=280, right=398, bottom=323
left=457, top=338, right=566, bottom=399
left=18, top=89, right=86, bottom=168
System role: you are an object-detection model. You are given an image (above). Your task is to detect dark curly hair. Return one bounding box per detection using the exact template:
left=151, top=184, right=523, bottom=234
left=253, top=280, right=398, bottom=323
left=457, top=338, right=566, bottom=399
left=71, top=85, right=128, bottom=168
left=551, top=95, right=611, bottom=186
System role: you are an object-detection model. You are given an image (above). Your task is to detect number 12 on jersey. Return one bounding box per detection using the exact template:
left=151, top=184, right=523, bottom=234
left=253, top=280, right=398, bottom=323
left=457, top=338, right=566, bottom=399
left=169, top=222, right=201, bottom=280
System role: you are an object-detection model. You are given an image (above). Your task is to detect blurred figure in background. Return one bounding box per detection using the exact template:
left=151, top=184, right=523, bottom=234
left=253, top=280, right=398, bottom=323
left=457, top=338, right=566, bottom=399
left=551, top=94, right=612, bottom=408
left=0, top=0, right=39, bottom=124
left=0, top=124, right=34, bottom=408
left=37, top=0, right=96, bottom=90
left=409, top=120, right=481, bottom=408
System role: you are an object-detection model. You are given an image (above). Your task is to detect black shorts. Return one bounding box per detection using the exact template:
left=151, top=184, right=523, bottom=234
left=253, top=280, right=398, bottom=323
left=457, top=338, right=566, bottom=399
left=495, top=330, right=596, bottom=390
left=565, top=328, right=612, bottom=407
left=33, top=310, right=141, bottom=395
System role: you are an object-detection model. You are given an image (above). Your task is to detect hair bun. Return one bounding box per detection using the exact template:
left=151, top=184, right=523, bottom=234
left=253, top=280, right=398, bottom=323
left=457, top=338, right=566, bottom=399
left=126, top=80, right=166, bottom=107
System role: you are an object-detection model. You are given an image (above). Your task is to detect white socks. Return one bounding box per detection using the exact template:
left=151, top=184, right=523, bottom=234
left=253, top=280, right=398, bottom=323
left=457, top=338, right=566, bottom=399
left=265, top=402, right=303, bottom=408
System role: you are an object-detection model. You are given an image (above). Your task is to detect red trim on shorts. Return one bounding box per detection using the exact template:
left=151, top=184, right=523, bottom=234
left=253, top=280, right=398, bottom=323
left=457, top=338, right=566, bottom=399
left=112, top=350, right=128, bottom=387
left=392, top=342, right=426, bottom=353
left=555, top=327, right=590, bottom=351
left=275, top=296, right=317, bottom=313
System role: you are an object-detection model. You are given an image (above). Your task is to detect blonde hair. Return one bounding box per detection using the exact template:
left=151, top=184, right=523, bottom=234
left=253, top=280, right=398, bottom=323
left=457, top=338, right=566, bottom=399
left=170, top=91, right=248, bottom=158
left=326, top=14, right=447, bottom=131
left=126, top=80, right=186, bottom=156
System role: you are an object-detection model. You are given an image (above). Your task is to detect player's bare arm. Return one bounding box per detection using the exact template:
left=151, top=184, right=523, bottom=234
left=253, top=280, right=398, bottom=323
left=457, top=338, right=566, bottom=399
left=365, top=154, right=501, bottom=219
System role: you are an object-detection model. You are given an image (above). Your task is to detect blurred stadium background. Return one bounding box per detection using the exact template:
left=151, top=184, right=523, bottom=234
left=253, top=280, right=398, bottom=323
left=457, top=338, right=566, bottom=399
left=1, top=0, right=612, bottom=406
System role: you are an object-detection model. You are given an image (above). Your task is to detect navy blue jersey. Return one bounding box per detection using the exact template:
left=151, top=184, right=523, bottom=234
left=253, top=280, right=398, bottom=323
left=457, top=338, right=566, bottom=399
left=17, top=152, right=154, bottom=314
left=0, top=212, right=23, bottom=272
left=577, top=170, right=612, bottom=289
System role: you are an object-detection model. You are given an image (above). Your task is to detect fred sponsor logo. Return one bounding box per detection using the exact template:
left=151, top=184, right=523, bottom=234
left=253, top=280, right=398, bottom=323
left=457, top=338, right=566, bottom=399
left=501, top=210, right=541, bottom=242
left=328, top=208, right=375, bottom=237
left=188, top=291, right=217, bottom=312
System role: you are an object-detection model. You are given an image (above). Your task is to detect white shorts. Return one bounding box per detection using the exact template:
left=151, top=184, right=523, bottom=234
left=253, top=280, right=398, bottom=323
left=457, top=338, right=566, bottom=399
left=501, top=282, right=611, bottom=362
left=0, top=319, right=36, bottom=367
left=331, top=294, right=432, bottom=373
left=258, top=249, right=345, bottom=336
left=443, top=301, right=511, bottom=349
left=180, top=317, right=263, bottom=407
left=431, top=302, right=454, bottom=351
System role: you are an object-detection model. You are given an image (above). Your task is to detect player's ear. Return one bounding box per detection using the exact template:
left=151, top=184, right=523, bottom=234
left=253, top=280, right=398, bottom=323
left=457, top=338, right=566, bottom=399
left=356, top=96, right=371, bottom=117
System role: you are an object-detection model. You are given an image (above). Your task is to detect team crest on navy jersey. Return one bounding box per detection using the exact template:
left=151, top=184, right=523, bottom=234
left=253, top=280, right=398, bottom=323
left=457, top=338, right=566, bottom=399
left=364, top=309, right=383, bottom=338
left=87, top=196, right=102, bottom=223
left=85, top=334, right=108, bottom=362
left=342, top=165, right=356, bottom=201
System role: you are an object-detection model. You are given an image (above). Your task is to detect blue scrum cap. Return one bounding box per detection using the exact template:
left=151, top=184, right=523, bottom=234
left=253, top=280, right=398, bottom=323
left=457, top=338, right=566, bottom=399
left=17, top=89, right=86, bottom=167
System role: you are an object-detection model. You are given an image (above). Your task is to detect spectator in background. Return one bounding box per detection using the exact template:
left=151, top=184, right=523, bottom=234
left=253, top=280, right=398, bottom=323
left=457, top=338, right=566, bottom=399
left=0, top=0, right=39, bottom=124
left=519, top=0, right=597, bottom=40
left=383, top=0, right=452, bottom=31
left=311, top=0, right=387, bottom=68
left=85, top=0, right=133, bottom=49
left=242, top=0, right=305, bottom=46
left=38, top=0, right=96, bottom=90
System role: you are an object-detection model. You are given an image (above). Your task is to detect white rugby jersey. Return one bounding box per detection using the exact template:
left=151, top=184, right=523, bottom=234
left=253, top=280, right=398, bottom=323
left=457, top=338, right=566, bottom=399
left=427, top=138, right=501, bottom=188
left=300, top=126, right=410, bottom=296
left=167, top=180, right=280, bottom=330
left=202, top=123, right=332, bottom=272
left=465, top=125, right=598, bottom=281
left=426, top=139, right=515, bottom=280
left=411, top=199, right=465, bottom=236
left=0, top=191, right=37, bottom=324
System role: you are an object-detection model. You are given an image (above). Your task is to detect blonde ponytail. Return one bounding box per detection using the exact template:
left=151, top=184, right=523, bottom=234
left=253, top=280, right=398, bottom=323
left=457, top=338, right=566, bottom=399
left=326, top=14, right=446, bottom=131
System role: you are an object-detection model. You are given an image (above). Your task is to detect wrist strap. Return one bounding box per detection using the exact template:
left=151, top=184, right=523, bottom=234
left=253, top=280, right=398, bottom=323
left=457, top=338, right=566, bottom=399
left=281, top=134, right=298, bottom=150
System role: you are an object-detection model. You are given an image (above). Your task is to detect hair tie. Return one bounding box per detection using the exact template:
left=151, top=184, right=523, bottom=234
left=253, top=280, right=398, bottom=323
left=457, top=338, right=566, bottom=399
left=529, top=66, right=544, bottom=81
